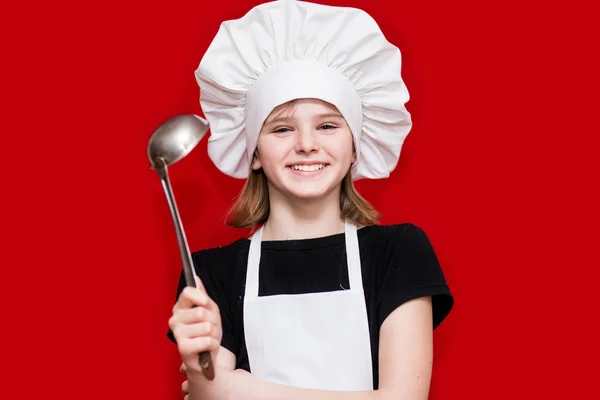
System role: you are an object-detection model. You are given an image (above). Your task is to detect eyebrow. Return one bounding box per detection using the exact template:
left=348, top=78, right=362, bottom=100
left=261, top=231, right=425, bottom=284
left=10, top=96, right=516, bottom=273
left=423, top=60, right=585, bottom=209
left=264, top=112, right=344, bottom=126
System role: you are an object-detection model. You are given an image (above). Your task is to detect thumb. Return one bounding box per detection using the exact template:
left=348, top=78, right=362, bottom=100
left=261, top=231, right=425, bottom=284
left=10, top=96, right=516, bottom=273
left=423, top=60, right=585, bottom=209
left=194, top=274, right=207, bottom=293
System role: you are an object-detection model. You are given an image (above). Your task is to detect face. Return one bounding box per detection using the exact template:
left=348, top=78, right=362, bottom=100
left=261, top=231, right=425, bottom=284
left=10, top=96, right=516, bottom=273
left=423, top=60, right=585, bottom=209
left=252, top=98, right=355, bottom=201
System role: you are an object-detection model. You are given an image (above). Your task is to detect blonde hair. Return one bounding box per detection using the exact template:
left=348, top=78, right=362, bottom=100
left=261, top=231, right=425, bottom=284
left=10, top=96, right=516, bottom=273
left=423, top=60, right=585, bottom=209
left=226, top=167, right=380, bottom=228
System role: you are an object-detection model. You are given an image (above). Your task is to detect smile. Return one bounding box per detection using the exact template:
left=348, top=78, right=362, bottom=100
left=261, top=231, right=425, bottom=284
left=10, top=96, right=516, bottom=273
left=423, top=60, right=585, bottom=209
left=288, top=164, right=326, bottom=172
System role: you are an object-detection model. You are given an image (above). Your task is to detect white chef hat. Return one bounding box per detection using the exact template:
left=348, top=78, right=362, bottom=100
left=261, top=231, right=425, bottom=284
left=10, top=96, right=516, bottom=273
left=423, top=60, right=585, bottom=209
left=196, top=0, right=412, bottom=180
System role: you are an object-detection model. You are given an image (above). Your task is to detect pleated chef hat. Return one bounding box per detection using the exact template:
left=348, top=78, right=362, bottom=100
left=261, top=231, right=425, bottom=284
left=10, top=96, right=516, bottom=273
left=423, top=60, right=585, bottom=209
left=196, top=0, right=412, bottom=180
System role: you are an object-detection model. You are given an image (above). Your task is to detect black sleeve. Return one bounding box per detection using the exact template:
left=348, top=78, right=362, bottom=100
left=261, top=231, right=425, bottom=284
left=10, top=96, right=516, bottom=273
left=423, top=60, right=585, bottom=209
left=377, top=224, right=454, bottom=329
left=166, top=251, right=238, bottom=356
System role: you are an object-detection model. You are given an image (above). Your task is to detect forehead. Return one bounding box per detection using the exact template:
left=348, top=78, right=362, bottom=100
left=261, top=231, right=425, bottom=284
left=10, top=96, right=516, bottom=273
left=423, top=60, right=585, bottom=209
left=265, top=98, right=343, bottom=123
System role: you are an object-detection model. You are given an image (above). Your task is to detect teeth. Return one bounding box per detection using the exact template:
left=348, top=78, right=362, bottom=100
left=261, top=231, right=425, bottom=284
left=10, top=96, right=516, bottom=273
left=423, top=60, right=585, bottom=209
left=291, top=164, right=325, bottom=172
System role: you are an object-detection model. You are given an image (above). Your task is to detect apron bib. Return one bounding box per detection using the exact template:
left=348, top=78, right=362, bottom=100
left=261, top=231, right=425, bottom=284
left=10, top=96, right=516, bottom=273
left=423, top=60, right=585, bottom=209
left=243, top=222, right=373, bottom=390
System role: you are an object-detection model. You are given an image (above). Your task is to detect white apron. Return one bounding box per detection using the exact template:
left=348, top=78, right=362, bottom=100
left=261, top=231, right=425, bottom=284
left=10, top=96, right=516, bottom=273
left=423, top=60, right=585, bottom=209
left=243, top=222, right=373, bottom=391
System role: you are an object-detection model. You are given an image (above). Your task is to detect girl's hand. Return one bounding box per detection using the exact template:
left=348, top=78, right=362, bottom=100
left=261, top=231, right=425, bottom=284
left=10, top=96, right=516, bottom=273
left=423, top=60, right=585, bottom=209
left=181, top=363, right=257, bottom=400
left=169, top=277, right=222, bottom=376
left=180, top=363, right=190, bottom=400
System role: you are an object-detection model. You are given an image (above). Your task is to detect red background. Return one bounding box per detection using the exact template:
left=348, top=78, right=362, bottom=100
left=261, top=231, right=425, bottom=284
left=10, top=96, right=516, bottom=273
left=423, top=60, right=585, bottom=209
left=2, top=0, right=598, bottom=398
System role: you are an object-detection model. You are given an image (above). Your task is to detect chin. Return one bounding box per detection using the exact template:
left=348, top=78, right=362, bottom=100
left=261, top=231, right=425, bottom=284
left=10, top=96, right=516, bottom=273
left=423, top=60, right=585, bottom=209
left=284, top=182, right=339, bottom=201
left=288, top=189, right=329, bottom=200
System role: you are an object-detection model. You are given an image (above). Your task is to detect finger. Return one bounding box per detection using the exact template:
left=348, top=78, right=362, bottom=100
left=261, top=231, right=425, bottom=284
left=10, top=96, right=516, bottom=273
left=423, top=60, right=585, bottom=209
left=178, top=337, right=220, bottom=359
left=174, top=306, right=221, bottom=327
left=177, top=321, right=220, bottom=340
left=171, top=306, right=213, bottom=325
left=192, top=276, right=223, bottom=318
left=180, top=363, right=187, bottom=374
left=181, top=380, right=188, bottom=395
left=184, top=395, right=189, bottom=400
left=175, top=287, right=210, bottom=310
left=202, top=293, right=221, bottom=316
left=170, top=320, right=221, bottom=346
left=194, top=275, right=207, bottom=292
left=194, top=276, right=219, bottom=318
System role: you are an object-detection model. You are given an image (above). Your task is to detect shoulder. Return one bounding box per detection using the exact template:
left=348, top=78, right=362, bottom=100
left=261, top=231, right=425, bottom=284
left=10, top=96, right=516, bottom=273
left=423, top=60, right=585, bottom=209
left=358, top=222, right=434, bottom=249
left=364, top=223, right=454, bottom=329
left=358, top=222, right=446, bottom=289
left=191, top=238, right=251, bottom=277
left=356, top=222, right=440, bottom=282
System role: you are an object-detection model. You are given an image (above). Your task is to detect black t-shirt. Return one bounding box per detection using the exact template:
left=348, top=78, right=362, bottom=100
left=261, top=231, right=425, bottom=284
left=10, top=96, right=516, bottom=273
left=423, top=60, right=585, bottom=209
left=167, top=223, right=454, bottom=388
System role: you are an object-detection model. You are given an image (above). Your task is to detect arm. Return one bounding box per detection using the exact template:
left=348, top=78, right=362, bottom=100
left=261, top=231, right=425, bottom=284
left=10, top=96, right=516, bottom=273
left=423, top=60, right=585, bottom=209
left=180, top=347, right=236, bottom=399
left=174, top=289, right=250, bottom=400
left=377, top=296, right=433, bottom=399
left=170, top=277, right=234, bottom=400
left=181, top=346, right=236, bottom=372
left=233, top=296, right=433, bottom=400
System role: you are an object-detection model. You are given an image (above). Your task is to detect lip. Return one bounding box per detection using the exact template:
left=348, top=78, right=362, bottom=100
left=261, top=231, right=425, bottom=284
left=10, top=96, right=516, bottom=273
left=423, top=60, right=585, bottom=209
left=286, top=161, right=329, bottom=167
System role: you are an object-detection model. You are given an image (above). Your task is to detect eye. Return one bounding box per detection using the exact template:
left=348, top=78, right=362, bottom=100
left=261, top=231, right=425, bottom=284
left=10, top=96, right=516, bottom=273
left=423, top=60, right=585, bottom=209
left=319, top=124, right=337, bottom=130
left=273, top=127, right=292, bottom=134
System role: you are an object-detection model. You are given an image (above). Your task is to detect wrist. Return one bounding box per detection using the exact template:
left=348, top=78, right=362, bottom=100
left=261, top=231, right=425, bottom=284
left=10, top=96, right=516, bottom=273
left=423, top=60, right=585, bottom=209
left=185, top=369, right=207, bottom=385
left=232, top=370, right=264, bottom=400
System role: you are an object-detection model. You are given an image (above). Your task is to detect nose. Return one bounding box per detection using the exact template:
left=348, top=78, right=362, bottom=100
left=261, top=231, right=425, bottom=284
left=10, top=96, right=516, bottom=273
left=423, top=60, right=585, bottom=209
left=294, top=127, right=320, bottom=154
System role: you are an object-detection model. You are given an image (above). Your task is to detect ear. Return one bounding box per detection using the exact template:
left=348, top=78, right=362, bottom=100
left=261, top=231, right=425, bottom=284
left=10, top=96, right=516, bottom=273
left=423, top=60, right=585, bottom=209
left=251, top=150, right=262, bottom=171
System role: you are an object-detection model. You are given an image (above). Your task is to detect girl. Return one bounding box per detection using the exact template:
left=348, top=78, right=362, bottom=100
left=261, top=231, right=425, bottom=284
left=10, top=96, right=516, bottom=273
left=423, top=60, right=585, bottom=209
left=168, top=1, right=453, bottom=399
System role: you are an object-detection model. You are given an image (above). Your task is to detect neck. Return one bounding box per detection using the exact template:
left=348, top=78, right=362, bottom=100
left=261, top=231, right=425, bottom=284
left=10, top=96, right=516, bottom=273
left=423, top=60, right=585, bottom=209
left=262, top=187, right=345, bottom=241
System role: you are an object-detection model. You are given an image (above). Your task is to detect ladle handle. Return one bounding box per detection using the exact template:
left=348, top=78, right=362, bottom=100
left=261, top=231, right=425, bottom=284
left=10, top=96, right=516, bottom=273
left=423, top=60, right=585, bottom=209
left=157, top=162, right=215, bottom=380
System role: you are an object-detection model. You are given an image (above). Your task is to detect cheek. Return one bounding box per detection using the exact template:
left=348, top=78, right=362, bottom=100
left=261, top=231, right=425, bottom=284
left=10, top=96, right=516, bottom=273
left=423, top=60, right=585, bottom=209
left=256, top=139, right=288, bottom=168
left=324, top=133, right=354, bottom=161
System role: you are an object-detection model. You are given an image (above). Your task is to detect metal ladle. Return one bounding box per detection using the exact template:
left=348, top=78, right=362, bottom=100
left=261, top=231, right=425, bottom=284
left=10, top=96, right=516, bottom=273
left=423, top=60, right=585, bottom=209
left=147, top=114, right=214, bottom=380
